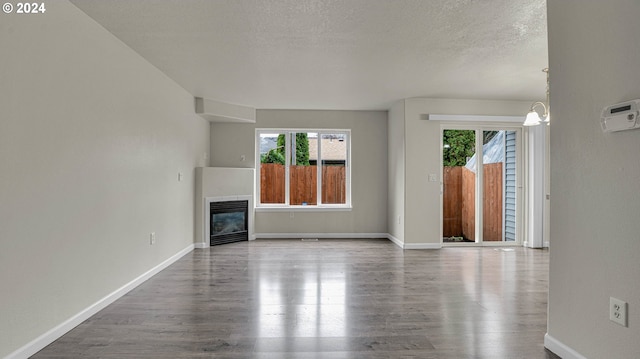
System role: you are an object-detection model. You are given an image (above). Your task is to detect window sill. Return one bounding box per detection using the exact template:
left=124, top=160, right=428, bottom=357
left=255, top=205, right=352, bottom=212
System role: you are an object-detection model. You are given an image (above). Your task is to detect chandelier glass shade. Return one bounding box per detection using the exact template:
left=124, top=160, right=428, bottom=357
left=524, top=68, right=550, bottom=126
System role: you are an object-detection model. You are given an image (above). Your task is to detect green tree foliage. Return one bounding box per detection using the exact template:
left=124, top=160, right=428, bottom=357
left=276, top=134, right=286, bottom=157
left=443, top=130, right=476, bottom=166
left=483, top=130, right=499, bottom=145
left=293, top=133, right=310, bottom=166
left=261, top=133, right=310, bottom=165
left=260, top=150, right=284, bottom=164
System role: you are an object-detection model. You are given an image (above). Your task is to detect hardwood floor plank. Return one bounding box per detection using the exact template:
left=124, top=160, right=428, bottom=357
left=32, top=239, right=559, bottom=358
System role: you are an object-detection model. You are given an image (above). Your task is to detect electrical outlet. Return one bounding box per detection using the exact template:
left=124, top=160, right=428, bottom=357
left=428, top=174, right=437, bottom=182
left=289, top=212, right=294, bottom=219
left=610, top=297, right=627, bottom=327
left=150, top=232, right=156, bottom=245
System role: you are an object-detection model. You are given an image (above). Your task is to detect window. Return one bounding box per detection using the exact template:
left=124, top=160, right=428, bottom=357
left=257, top=129, right=350, bottom=209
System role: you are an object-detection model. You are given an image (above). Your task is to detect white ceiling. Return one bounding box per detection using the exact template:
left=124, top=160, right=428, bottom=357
left=70, top=0, right=548, bottom=110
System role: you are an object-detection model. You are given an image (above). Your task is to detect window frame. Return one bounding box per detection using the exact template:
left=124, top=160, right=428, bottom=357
left=255, top=128, right=351, bottom=211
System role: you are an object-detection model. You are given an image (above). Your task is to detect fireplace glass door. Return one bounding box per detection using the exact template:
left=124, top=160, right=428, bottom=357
left=210, top=200, right=249, bottom=246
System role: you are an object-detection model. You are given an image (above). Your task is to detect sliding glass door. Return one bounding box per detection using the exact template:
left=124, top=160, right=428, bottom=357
left=441, top=126, right=521, bottom=245
left=442, top=129, right=476, bottom=243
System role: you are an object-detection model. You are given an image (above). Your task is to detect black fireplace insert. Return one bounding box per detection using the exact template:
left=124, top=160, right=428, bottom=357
left=210, top=200, right=248, bottom=246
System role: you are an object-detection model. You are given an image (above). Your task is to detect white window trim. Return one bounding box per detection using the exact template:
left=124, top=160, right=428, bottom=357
left=256, top=128, right=352, bottom=210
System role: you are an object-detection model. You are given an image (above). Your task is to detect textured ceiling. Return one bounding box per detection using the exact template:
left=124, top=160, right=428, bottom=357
left=70, top=0, right=548, bottom=110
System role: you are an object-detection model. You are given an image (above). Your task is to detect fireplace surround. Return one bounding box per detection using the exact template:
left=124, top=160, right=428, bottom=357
left=196, top=167, right=255, bottom=248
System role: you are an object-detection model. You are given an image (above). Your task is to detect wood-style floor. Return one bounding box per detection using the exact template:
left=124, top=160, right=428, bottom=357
left=33, top=239, right=559, bottom=358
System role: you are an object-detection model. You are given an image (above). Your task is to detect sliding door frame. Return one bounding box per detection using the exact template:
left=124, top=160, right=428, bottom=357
left=440, top=122, right=525, bottom=247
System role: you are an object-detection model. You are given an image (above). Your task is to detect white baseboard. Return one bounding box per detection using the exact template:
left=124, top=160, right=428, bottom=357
left=6, top=244, right=195, bottom=359
left=254, top=233, right=441, bottom=250
left=544, top=333, right=587, bottom=359
left=385, top=234, right=441, bottom=250
left=403, top=242, right=442, bottom=249
left=194, top=234, right=256, bottom=249
left=386, top=234, right=404, bottom=248
left=524, top=240, right=550, bottom=249
left=254, top=233, right=388, bottom=239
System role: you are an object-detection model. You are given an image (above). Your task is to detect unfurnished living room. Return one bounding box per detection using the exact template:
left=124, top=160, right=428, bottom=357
left=1, top=1, right=639, bottom=358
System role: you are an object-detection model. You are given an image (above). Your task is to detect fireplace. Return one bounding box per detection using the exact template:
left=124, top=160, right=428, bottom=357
left=210, top=200, right=249, bottom=246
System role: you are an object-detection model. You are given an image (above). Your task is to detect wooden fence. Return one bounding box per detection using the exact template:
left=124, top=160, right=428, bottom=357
left=443, top=166, right=463, bottom=238
left=260, top=164, right=346, bottom=204
left=443, top=163, right=503, bottom=241
left=321, top=166, right=346, bottom=204
left=260, top=163, right=285, bottom=203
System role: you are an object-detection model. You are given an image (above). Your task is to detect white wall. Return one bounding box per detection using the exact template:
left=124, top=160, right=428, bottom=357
left=388, top=100, right=406, bottom=243
left=546, top=1, right=640, bottom=358
left=210, top=110, right=388, bottom=236
left=402, top=99, right=532, bottom=246
left=0, top=1, right=210, bottom=357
